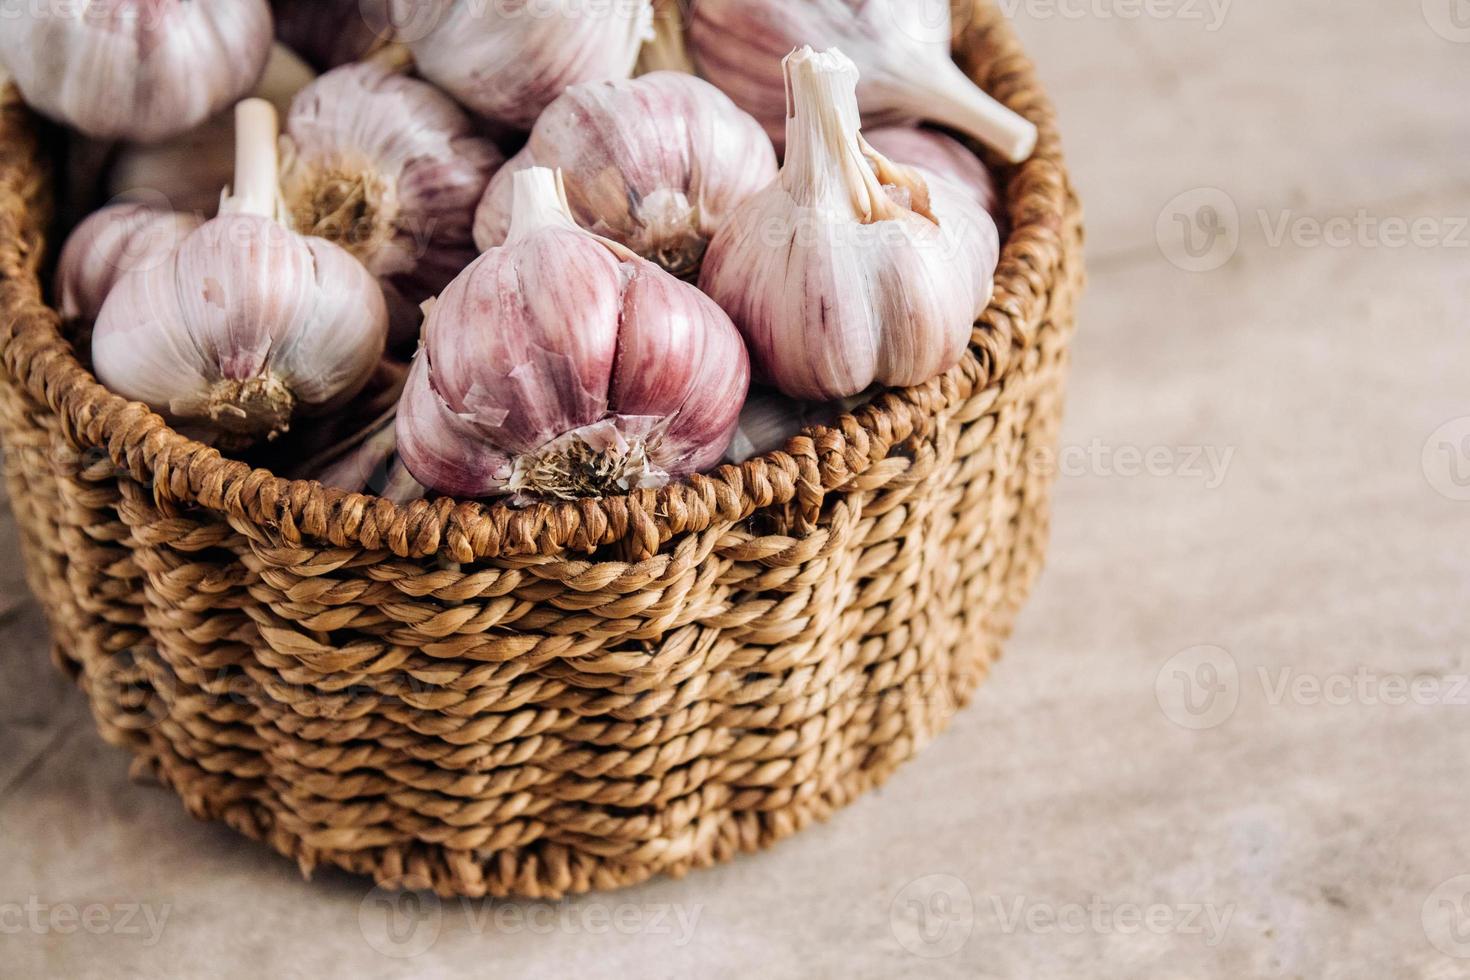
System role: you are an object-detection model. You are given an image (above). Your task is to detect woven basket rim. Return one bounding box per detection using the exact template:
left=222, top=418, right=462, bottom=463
left=0, top=3, right=1071, bottom=563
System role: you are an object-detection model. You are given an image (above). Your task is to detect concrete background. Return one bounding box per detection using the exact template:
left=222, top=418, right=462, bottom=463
left=3, top=1, right=1469, bottom=976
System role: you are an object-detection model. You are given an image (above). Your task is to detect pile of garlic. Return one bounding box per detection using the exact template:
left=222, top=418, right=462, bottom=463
left=18, top=0, right=1020, bottom=504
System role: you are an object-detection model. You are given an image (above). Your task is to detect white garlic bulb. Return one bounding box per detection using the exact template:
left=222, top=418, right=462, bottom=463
left=473, top=72, right=776, bottom=279
left=398, top=167, right=750, bottom=500
left=393, top=0, right=655, bottom=130
left=689, top=0, right=1037, bottom=162
left=699, top=47, right=999, bottom=402
left=280, top=60, right=505, bottom=346
left=93, top=101, right=389, bottom=449
left=108, top=43, right=316, bottom=218
left=0, top=0, right=274, bottom=143
left=864, top=126, right=999, bottom=219
left=56, top=203, right=203, bottom=323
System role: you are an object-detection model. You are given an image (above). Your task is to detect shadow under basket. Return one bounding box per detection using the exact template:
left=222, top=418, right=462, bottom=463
left=0, top=3, right=1083, bottom=899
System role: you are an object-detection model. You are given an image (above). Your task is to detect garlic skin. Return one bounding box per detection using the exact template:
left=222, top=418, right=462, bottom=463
left=398, top=167, right=750, bottom=500
left=699, top=48, right=999, bottom=402
left=637, top=0, right=694, bottom=75
left=863, top=126, right=999, bottom=219
left=688, top=0, right=1037, bottom=162
left=92, top=101, right=389, bottom=449
left=394, top=0, right=655, bottom=130
left=281, top=61, right=505, bottom=346
left=109, top=44, right=317, bottom=218
left=56, top=203, right=203, bottom=323
left=0, top=0, right=274, bottom=143
left=473, top=72, right=776, bottom=279
left=271, top=0, right=395, bottom=71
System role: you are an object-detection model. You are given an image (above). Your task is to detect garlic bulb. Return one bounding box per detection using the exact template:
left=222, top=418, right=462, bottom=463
left=271, top=0, right=395, bottom=71
left=398, top=167, right=749, bottom=500
left=280, top=60, right=504, bottom=346
left=93, top=100, right=389, bottom=449
left=394, top=0, right=655, bottom=130
left=0, top=0, right=274, bottom=143
left=473, top=72, right=775, bottom=279
left=688, top=0, right=1037, bottom=163
left=863, top=126, right=999, bottom=219
left=109, top=44, right=316, bottom=218
left=699, top=48, right=999, bottom=402
left=56, top=203, right=203, bottom=323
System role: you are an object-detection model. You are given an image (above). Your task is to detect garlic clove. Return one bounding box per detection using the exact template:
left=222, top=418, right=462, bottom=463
left=108, top=44, right=317, bottom=219
left=280, top=60, right=504, bottom=347
left=688, top=0, right=1037, bottom=162
left=699, top=47, right=999, bottom=402
left=92, top=255, right=218, bottom=412
left=92, top=100, right=389, bottom=449
left=472, top=71, right=776, bottom=280
left=55, top=202, right=203, bottom=324
left=397, top=348, right=515, bottom=498
left=399, top=166, right=750, bottom=500
left=395, top=0, right=656, bottom=130
left=0, top=0, right=274, bottom=144
left=271, top=236, right=396, bottom=411
left=605, top=263, right=751, bottom=474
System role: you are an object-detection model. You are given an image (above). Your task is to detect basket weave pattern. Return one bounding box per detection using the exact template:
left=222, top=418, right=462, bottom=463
left=0, top=3, right=1081, bottom=897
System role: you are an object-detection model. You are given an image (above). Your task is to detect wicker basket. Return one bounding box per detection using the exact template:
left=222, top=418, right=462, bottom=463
left=0, top=2, right=1081, bottom=898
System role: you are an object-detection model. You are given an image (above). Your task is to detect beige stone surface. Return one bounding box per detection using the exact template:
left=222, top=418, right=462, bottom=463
left=3, top=4, right=1470, bottom=977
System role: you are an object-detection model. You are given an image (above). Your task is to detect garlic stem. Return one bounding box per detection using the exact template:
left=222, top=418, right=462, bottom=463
left=636, top=0, right=694, bottom=75
left=897, top=61, right=1037, bottom=164
left=504, top=168, right=580, bottom=243
left=366, top=42, right=415, bottom=74
left=782, top=48, right=899, bottom=223
left=224, top=99, right=284, bottom=220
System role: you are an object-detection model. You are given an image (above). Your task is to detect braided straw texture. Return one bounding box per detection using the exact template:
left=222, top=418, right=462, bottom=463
left=0, top=2, right=1082, bottom=898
